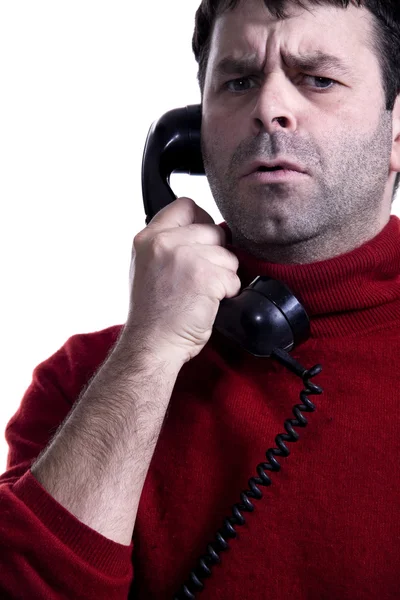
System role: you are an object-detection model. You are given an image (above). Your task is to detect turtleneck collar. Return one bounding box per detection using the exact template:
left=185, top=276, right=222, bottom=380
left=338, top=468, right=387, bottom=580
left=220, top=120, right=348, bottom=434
left=219, top=216, right=400, bottom=338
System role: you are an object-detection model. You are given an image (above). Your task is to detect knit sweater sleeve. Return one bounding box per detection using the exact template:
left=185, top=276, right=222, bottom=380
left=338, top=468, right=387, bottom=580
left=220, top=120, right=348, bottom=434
left=0, top=326, right=134, bottom=600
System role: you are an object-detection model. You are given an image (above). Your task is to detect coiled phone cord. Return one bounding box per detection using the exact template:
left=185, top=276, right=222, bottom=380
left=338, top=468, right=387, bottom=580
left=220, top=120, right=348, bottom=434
left=174, top=347, right=323, bottom=599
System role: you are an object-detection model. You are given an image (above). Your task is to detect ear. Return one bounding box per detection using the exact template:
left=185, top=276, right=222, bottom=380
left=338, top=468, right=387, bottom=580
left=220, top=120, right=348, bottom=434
left=390, top=94, right=400, bottom=174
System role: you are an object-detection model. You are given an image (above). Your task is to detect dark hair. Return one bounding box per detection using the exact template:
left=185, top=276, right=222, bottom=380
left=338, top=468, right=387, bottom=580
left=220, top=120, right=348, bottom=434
left=192, top=0, right=400, bottom=200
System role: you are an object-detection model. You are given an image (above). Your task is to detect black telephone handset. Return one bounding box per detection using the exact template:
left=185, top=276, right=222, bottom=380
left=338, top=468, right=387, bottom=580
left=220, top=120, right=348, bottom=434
left=141, top=105, right=323, bottom=599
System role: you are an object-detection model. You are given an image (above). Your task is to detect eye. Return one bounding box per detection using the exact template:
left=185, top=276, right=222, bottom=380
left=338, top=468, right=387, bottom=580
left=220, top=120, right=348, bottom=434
left=302, top=75, right=337, bottom=90
left=225, top=77, right=257, bottom=93
left=224, top=74, right=337, bottom=94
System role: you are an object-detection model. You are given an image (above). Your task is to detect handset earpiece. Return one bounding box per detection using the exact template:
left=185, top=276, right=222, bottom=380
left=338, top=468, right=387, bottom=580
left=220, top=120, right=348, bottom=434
left=141, top=104, right=204, bottom=225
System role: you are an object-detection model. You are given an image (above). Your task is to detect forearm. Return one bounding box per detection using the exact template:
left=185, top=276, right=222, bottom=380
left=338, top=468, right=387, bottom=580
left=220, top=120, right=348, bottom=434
left=31, top=335, right=182, bottom=546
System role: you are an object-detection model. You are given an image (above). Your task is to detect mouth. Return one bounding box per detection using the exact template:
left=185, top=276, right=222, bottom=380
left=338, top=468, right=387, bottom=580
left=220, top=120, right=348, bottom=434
left=257, top=166, right=284, bottom=172
left=243, top=166, right=307, bottom=183
left=242, top=158, right=307, bottom=178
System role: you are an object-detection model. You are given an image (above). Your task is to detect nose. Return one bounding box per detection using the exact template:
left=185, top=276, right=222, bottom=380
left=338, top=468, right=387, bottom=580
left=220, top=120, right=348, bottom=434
left=250, top=73, right=298, bottom=135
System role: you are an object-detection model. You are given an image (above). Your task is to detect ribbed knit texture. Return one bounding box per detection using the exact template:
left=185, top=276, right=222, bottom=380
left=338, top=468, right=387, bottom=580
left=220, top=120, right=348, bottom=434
left=1, top=216, right=400, bottom=599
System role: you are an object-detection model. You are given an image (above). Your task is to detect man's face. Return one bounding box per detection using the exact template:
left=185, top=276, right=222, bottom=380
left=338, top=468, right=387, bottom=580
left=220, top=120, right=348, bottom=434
left=201, top=0, right=398, bottom=262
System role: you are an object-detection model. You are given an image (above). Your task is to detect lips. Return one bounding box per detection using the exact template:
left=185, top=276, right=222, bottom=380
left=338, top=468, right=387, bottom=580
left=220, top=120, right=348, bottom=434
left=242, top=159, right=307, bottom=177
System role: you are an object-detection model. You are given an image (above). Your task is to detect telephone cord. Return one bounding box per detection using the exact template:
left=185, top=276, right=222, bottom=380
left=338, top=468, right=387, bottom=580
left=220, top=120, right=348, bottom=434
left=173, top=348, right=323, bottom=599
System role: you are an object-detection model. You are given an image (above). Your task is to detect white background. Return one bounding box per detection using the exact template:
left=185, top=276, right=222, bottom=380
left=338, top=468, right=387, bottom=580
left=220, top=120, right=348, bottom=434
left=1, top=2, right=399, bottom=473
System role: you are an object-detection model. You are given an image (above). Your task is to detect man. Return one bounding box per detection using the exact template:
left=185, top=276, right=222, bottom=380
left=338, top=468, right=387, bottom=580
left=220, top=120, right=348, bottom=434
left=1, top=1, right=400, bottom=598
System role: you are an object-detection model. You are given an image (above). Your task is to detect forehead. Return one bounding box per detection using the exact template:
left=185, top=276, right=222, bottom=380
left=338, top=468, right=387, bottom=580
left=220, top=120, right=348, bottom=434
left=207, top=0, right=376, bottom=74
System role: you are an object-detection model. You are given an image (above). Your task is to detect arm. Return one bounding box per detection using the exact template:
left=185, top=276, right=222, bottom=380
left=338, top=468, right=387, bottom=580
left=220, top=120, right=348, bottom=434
left=30, top=328, right=183, bottom=546
left=0, top=325, right=183, bottom=600
left=0, top=197, right=238, bottom=598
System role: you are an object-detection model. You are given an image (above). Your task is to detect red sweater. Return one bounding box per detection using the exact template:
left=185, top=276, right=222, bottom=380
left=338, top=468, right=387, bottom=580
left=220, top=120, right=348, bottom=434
left=2, top=217, right=400, bottom=600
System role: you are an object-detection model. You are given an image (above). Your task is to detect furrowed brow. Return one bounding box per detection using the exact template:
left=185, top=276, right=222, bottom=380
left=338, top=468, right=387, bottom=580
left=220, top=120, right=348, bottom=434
left=284, top=51, right=353, bottom=77
left=214, top=56, right=262, bottom=78
left=214, top=51, right=352, bottom=78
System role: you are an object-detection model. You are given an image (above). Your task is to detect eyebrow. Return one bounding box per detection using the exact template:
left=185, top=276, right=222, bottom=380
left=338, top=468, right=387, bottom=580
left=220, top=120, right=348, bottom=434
left=214, top=51, right=353, bottom=78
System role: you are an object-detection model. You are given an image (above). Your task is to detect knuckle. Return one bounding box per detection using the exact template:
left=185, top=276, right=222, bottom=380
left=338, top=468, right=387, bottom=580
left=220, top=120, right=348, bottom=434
left=228, top=269, right=238, bottom=285
left=133, top=230, right=147, bottom=250
left=151, top=231, right=171, bottom=255
left=219, top=247, right=238, bottom=270
left=229, top=270, right=241, bottom=288
left=228, top=251, right=239, bottom=271
left=177, top=196, right=196, bottom=206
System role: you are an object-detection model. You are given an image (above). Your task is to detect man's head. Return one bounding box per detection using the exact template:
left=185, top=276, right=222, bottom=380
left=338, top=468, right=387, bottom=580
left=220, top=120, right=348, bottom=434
left=192, top=0, right=400, bottom=263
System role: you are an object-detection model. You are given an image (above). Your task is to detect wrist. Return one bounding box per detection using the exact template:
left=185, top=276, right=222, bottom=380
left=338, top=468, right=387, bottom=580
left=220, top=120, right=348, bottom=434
left=112, top=325, right=185, bottom=377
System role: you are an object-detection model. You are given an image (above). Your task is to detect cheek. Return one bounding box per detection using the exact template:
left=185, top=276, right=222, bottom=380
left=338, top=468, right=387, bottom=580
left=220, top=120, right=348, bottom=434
left=203, top=109, right=243, bottom=160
